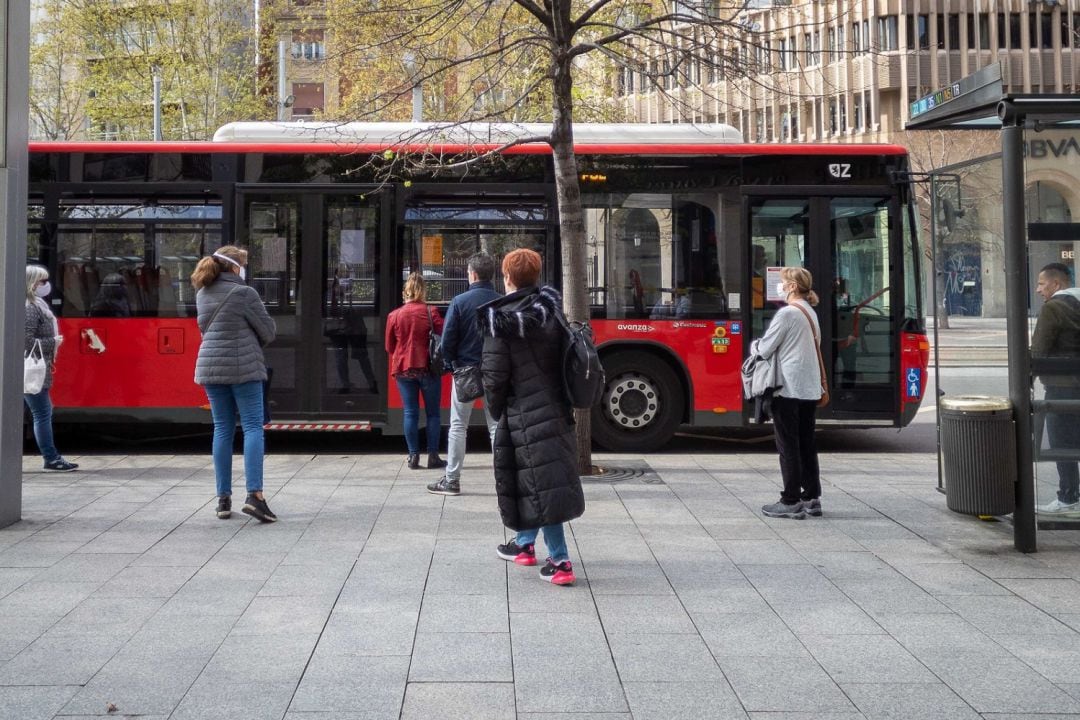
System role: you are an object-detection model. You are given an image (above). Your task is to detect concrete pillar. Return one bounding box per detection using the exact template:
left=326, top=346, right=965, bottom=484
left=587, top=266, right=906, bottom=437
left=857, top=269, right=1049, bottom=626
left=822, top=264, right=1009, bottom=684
left=0, top=0, right=30, bottom=528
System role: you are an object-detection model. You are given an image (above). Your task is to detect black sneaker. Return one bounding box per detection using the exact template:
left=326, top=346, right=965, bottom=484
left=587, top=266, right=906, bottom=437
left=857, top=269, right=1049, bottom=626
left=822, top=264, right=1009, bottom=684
left=540, top=559, right=576, bottom=586
left=496, top=541, right=537, bottom=566
left=241, top=494, right=277, bottom=523
left=427, top=477, right=460, bottom=496
left=427, top=453, right=447, bottom=469
left=216, top=496, right=232, bottom=519
left=43, top=458, right=78, bottom=472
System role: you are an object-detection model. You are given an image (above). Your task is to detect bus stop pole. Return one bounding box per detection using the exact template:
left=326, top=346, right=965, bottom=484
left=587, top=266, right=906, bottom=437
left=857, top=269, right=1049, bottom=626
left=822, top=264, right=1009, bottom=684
left=0, top=0, right=30, bottom=528
left=1001, top=116, right=1036, bottom=552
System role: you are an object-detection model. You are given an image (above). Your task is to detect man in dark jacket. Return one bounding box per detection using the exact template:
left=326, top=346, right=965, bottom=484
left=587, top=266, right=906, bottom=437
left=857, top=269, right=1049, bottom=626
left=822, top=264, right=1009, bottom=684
left=428, top=253, right=502, bottom=495
left=480, top=249, right=584, bottom=586
left=1032, top=263, right=1080, bottom=516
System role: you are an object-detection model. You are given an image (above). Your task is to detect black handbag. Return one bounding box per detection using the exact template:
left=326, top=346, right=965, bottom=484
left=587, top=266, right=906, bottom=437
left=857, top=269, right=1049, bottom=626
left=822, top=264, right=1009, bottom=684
left=452, top=365, right=483, bottom=402
left=426, top=305, right=446, bottom=375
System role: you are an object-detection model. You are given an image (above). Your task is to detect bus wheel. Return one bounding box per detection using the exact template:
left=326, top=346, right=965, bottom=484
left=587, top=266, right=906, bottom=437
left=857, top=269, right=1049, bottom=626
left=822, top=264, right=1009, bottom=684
left=591, top=353, right=685, bottom=452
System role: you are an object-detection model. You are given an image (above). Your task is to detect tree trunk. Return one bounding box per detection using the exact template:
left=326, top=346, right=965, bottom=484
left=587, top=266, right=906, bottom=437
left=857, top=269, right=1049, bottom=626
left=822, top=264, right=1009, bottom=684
left=549, top=6, right=594, bottom=475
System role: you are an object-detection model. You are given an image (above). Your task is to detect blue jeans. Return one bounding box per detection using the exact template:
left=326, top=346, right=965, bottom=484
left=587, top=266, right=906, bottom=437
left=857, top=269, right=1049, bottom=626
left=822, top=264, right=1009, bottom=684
left=516, top=524, right=569, bottom=564
left=204, top=381, right=265, bottom=497
left=24, top=388, right=60, bottom=464
left=396, top=374, right=442, bottom=454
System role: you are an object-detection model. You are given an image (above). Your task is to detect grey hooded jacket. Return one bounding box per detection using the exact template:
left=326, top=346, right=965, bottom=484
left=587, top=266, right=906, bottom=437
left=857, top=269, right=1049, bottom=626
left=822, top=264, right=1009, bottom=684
left=194, top=273, right=276, bottom=386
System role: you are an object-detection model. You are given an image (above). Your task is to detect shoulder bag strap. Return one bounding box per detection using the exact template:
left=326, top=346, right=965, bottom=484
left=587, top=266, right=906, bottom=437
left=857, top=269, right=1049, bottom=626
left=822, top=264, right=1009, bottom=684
left=205, top=284, right=243, bottom=332
left=792, top=302, right=828, bottom=393
left=426, top=304, right=435, bottom=333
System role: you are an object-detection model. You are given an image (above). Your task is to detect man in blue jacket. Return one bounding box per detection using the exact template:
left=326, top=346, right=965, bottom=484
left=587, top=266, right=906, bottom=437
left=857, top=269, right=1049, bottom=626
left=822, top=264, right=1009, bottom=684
left=428, top=253, right=502, bottom=495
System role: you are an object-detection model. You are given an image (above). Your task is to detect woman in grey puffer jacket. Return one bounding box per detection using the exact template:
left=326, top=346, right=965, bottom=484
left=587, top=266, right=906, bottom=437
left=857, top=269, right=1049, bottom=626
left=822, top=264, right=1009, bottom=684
left=192, top=246, right=277, bottom=523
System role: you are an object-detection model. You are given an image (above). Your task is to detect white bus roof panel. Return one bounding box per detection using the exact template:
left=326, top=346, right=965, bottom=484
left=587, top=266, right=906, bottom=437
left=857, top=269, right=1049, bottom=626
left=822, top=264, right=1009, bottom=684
left=212, top=121, right=743, bottom=146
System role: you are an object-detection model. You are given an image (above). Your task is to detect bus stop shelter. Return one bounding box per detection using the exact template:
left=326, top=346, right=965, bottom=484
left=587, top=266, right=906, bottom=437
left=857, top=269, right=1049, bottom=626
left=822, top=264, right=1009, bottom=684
left=907, top=63, right=1080, bottom=552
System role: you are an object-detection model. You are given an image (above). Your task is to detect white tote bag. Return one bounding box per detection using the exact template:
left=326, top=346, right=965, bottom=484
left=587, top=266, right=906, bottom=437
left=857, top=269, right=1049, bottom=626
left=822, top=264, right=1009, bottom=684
left=24, top=339, right=46, bottom=395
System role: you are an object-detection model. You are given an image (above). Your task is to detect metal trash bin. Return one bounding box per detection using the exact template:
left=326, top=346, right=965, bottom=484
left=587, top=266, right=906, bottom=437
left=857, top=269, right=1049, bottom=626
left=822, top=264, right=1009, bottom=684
left=940, top=395, right=1016, bottom=516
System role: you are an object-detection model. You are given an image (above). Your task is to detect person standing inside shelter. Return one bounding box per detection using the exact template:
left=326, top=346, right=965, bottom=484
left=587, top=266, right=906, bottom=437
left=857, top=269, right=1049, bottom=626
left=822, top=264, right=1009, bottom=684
left=192, top=246, right=278, bottom=523
left=385, top=272, right=446, bottom=470
left=481, top=249, right=584, bottom=586
left=427, top=253, right=501, bottom=496
left=1032, top=262, right=1080, bottom=516
left=756, top=267, right=825, bottom=520
left=24, top=265, right=78, bottom=472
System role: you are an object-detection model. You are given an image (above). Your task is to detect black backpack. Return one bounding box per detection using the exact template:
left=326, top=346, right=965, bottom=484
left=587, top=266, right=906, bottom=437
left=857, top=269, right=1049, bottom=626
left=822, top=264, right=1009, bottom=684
left=555, top=311, right=605, bottom=409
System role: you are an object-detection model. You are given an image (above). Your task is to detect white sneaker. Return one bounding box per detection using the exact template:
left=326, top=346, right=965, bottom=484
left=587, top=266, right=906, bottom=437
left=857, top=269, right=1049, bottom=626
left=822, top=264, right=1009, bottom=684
left=1037, top=499, right=1080, bottom=515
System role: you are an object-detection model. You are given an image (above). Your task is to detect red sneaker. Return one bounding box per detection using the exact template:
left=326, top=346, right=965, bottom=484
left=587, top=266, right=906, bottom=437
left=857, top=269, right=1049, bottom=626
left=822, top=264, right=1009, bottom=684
left=540, top=559, right=575, bottom=586
left=496, top=541, right=537, bottom=566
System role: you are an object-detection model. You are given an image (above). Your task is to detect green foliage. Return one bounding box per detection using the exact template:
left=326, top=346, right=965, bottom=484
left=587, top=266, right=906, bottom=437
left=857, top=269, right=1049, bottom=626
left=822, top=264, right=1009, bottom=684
left=31, top=0, right=271, bottom=141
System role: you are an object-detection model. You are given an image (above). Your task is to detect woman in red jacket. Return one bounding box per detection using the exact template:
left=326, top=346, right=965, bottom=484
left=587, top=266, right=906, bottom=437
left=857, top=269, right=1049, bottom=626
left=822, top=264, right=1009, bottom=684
left=385, top=272, right=446, bottom=469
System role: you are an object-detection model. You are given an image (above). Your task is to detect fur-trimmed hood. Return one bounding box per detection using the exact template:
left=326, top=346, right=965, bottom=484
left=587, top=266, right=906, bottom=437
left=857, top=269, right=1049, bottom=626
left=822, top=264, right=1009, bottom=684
left=478, top=285, right=562, bottom=339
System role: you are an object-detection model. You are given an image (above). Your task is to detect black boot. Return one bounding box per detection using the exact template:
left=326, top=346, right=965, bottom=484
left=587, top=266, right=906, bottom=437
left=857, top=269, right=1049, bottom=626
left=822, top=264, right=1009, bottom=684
left=427, top=453, right=446, bottom=469
left=407, top=453, right=421, bottom=469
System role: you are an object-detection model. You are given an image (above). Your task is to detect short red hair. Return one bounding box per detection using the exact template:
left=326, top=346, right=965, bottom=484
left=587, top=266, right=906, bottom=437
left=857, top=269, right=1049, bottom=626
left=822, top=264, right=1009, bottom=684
left=502, top=248, right=542, bottom=287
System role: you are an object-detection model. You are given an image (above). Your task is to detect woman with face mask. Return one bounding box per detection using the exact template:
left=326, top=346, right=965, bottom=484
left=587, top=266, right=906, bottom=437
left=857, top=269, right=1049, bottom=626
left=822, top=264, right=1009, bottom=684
left=191, top=246, right=277, bottom=522
left=24, top=265, right=78, bottom=472
left=754, top=267, right=825, bottom=520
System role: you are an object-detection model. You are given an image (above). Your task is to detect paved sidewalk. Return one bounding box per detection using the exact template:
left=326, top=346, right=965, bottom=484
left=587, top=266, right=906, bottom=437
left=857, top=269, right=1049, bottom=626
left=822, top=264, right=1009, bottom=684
left=5, top=448, right=1080, bottom=719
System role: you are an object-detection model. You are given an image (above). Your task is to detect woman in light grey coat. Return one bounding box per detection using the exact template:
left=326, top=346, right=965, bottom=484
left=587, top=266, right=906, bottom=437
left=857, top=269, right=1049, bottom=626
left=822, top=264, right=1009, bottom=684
left=756, top=267, right=825, bottom=520
left=192, top=246, right=277, bottom=522
left=24, top=265, right=78, bottom=472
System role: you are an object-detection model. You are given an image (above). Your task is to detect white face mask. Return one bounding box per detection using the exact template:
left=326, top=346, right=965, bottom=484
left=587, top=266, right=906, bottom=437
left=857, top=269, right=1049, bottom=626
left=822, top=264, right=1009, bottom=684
left=238, top=267, right=246, bottom=282
left=775, top=281, right=787, bottom=300
left=35, top=281, right=51, bottom=298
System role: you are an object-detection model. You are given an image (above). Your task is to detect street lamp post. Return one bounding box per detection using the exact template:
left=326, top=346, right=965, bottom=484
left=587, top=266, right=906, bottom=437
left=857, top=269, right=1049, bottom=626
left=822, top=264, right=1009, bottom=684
left=152, top=65, right=162, bottom=141
left=403, top=53, right=423, bottom=122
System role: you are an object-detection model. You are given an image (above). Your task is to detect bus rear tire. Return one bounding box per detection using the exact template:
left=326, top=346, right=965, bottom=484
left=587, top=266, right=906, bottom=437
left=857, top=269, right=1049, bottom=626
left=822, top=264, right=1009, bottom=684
left=591, top=352, right=685, bottom=453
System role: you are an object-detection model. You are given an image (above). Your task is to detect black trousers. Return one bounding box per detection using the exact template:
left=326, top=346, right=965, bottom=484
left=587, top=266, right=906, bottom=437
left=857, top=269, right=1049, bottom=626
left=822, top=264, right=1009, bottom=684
left=1045, top=384, right=1080, bottom=504
left=771, top=396, right=821, bottom=504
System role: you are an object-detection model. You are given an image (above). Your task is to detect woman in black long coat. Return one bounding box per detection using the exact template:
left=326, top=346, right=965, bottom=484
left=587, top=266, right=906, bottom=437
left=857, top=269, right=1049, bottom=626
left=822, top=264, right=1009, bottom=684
left=480, top=248, right=585, bottom=586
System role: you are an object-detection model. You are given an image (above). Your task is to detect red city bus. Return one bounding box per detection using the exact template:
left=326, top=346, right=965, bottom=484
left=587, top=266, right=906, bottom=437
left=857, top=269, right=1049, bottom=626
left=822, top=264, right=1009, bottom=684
left=28, top=122, right=928, bottom=451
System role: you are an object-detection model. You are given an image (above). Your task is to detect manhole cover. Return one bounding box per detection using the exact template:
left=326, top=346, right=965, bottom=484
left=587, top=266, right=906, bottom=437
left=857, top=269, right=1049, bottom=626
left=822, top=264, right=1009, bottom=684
left=581, top=465, right=663, bottom=484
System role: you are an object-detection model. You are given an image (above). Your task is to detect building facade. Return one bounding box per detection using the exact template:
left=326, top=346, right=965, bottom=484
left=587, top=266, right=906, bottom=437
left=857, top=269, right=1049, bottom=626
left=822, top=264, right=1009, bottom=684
left=622, top=1, right=1080, bottom=318
left=622, top=0, right=1080, bottom=145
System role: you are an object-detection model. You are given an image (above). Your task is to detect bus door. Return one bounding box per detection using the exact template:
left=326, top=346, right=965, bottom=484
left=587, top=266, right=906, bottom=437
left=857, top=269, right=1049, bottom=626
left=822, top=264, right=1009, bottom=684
left=395, top=188, right=554, bottom=422
left=746, top=194, right=900, bottom=420
left=237, top=189, right=387, bottom=422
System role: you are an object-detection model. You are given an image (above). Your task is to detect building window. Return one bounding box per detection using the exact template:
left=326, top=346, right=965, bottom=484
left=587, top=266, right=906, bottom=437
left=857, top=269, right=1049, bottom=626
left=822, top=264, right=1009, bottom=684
left=948, top=14, right=960, bottom=50
left=1010, top=13, right=1021, bottom=48
left=1040, top=11, right=1053, bottom=49
left=812, top=31, right=820, bottom=64
left=853, top=96, right=862, bottom=130
left=291, top=29, right=325, bottom=60
left=787, top=35, right=797, bottom=69
left=852, top=22, right=861, bottom=54
left=829, top=98, right=838, bottom=134
left=878, top=16, right=898, bottom=51
left=837, top=26, right=845, bottom=55
left=291, top=82, right=324, bottom=117
left=827, top=27, right=835, bottom=62
left=979, top=14, right=991, bottom=48
left=779, top=38, right=789, bottom=70
left=839, top=97, right=847, bottom=133
left=908, top=14, right=931, bottom=50
left=864, top=94, right=872, bottom=130
left=803, top=32, right=813, bottom=65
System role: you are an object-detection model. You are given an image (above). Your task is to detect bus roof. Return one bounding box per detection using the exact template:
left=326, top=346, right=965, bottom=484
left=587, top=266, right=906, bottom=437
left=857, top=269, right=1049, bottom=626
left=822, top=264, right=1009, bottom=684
left=30, top=121, right=908, bottom=156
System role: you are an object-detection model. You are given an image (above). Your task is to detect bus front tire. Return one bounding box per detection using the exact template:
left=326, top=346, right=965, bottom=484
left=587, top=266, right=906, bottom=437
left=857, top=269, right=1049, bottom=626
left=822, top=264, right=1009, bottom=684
left=591, top=353, right=685, bottom=453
